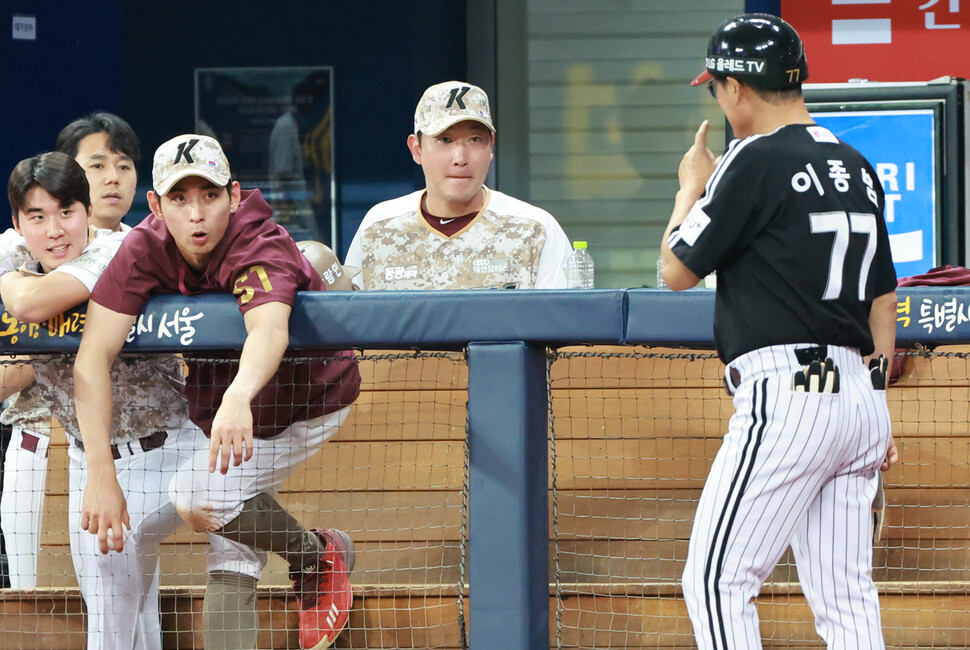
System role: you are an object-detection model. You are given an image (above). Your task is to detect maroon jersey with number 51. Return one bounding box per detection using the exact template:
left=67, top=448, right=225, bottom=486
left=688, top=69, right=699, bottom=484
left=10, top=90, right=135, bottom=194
left=91, top=189, right=360, bottom=438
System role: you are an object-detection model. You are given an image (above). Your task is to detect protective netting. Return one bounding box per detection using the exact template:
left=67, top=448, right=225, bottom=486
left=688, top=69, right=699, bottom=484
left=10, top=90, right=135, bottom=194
left=1, top=344, right=967, bottom=648
left=549, top=345, right=970, bottom=649
left=0, top=350, right=470, bottom=649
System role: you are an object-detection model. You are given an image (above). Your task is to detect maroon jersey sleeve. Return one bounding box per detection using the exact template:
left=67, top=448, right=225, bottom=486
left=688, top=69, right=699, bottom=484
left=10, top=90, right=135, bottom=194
left=90, top=226, right=166, bottom=315
left=220, top=221, right=322, bottom=314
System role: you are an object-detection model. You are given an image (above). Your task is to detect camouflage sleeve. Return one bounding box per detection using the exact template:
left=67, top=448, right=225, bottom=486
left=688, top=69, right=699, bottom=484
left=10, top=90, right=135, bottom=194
left=50, top=230, right=125, bottom=291
left=0, top=228, right=33, bottom=274
left=533, top=214, right=572, bottom=290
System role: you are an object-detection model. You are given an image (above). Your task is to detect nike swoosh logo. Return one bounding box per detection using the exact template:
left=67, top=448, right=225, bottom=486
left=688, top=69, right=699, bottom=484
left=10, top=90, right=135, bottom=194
left=440, top=218, right=455, bottom=225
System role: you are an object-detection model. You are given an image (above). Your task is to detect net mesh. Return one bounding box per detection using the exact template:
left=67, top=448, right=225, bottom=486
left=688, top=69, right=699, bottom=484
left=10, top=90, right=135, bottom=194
left=0, top=344, right=967, bottom=648
left=548, top=345, right=970, bottom=649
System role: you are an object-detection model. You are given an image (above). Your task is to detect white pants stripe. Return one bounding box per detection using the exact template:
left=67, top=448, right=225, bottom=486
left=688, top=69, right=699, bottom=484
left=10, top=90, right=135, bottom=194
left=0, top=427, right=50, bottom=589
left=683, top=345, right=890, bottom=650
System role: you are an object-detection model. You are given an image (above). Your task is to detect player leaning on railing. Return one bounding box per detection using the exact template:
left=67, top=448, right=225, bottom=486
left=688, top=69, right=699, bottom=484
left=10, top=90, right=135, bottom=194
left=0, top=151, right=256, bottom=650
left=73, top=134, right=361, bottom=650
left=0, top=111, right=140, bottom=593
left=660, top=13, right=899, bottom=650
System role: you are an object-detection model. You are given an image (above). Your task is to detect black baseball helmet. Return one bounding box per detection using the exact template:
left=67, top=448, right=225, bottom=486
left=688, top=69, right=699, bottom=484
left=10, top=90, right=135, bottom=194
left=690, top=13, right=808, bottom=90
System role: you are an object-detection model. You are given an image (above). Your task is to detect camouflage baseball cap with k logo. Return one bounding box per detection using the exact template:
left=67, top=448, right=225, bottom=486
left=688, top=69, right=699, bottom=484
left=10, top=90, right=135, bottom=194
left=152, top=134, right=232, bottom=195
left=413, top=81, right=494, bottom=137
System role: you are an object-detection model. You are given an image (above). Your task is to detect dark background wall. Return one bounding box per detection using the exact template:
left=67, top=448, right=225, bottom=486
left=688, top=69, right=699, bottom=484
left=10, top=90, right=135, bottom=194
left=1, top=0, right=124, bottom=183
left=2, top=1, right=779, bottom=254
left=121, top=1, right=467, bottom=251
left=2, top=1, right=467, bottom=254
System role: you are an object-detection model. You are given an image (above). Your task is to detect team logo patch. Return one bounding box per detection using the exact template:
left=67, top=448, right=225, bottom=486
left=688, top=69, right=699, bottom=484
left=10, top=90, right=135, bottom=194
left=706, top=55, right=766, bottom=76
left=679, top=206, right=711, bottom=247
left=384, top=264, right=419, bottom=282
left=807, top=126, right=839, bottom=144
left=472, top=258, right=509, bottom=274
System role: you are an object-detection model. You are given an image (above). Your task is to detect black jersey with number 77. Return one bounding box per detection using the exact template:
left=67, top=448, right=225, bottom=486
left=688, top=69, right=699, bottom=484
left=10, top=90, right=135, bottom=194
left=668, top=123, right=898, bottom=364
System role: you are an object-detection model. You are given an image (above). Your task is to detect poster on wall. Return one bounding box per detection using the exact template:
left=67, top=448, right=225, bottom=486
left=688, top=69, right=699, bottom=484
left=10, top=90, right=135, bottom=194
left=811, top=108, right=938, bottom=278
left=781, top=0, right=970, bottom=82
left=195, top=66, right=335, bottom=246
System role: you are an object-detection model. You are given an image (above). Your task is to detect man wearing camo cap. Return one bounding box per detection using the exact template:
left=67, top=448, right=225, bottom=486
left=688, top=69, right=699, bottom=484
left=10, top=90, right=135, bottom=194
left=345, top=80, right=571, bottom=290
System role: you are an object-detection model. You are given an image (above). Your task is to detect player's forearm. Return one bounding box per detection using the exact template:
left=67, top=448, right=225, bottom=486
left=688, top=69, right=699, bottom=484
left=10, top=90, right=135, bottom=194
left=223, top=325, right=289, bottom=403
left=868, top=290, right=898, bottom=363
left=74, top=350, right=119, bottom=469
left=659, top=191, right=702, bottom=291
left=0, top=272, right=48, bottom=322
left=0, top=271, right=89, bottom=323
left=223, top=301, right=292, bottom=404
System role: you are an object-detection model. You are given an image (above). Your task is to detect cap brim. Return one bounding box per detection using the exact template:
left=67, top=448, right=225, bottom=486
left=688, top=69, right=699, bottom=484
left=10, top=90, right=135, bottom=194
left=419, top=116, right=495, bottom=137
left=690, top=70, right=713, bottom=87
left=155, top=168, right=231, bottom=196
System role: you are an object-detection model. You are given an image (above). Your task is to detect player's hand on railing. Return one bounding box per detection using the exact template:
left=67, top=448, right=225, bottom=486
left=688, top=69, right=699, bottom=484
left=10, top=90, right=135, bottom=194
left=80, top=466, right=131, bottom=554
left=209, top=394, right=255, bottom=474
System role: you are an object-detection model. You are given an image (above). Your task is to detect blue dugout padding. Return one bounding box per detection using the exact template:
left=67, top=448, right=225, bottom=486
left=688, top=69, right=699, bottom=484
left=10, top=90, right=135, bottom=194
left=0, top=286, right=964, bottom=650
left=0, top=290, right=626, bottom=353
left=0, top=286, right=961, bottom=354
left=623, top=286, right=964, bottom=347
left=467, top=342, right=550, bottom=650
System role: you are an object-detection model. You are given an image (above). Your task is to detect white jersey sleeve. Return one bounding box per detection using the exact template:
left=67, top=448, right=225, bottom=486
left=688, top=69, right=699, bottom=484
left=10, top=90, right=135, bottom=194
left=344, top=220, right=366, bottom=290
left=530, top=210, right=571, bottom=289
left=49, top=229, right=126, bottom=291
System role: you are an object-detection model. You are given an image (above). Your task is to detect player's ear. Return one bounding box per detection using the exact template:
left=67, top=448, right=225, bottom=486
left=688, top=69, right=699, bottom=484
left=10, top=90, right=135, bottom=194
left=11, top=213, right=21, bottom=235
left=147, top=191, right=163, bottom=219
left=407, top=133, right=422, bottom=165
left=724, top=77, right=744, bottom=102
left=229, top=181, right=241, bottom=213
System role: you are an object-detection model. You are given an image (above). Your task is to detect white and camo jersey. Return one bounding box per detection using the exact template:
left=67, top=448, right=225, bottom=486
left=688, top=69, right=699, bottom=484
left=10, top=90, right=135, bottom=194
left=0, top=229, right=53, bottom=434
left=345, top=188, right=571, bottom=290
left=0, top=227, right=190, bottom=445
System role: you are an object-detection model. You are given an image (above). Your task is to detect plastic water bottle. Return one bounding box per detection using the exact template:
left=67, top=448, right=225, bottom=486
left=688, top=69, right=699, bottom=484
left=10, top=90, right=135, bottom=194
left=565, top=241, right=595, bottom=289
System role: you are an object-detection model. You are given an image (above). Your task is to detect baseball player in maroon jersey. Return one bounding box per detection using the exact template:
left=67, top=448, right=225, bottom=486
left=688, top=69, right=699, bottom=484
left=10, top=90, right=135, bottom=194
left=660, top=14, right=899, bottom=649
left=74, top=134, right=361, bottom=650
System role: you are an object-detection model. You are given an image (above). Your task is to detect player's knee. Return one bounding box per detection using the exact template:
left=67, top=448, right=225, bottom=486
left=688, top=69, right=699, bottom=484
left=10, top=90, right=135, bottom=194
left=171, top=483, right=220, bottom=533
left=176, top=502, right=220, bottom=533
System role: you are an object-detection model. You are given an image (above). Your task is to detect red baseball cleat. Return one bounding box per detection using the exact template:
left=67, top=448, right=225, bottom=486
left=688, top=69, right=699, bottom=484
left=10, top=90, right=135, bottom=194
left=291, top=528, right=355, bottom=650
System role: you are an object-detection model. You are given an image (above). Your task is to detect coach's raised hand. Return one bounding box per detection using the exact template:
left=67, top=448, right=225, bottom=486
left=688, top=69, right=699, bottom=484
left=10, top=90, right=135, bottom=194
left=677, top=119, right=717, bottom=201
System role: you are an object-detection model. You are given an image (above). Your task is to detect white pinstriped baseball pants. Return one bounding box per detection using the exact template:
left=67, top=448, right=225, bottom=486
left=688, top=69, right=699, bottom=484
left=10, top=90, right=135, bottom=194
left=0, top=427, right=50, bottom=588
left=683, top=344, right=890, bottom=650
left=69, top=423, right=260, bottom=650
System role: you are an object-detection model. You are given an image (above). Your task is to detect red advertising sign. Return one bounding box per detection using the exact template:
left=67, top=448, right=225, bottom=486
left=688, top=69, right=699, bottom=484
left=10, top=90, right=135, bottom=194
left=780, top=0, right=970, bottom=82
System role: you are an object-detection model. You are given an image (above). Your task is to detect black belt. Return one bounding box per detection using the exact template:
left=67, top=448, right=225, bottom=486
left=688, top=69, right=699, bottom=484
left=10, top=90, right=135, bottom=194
left=72, top=430, right=168, bottom=460
left=793, top=345, right=828, bottom=365
left=724, top=345, right=829, bottom=395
